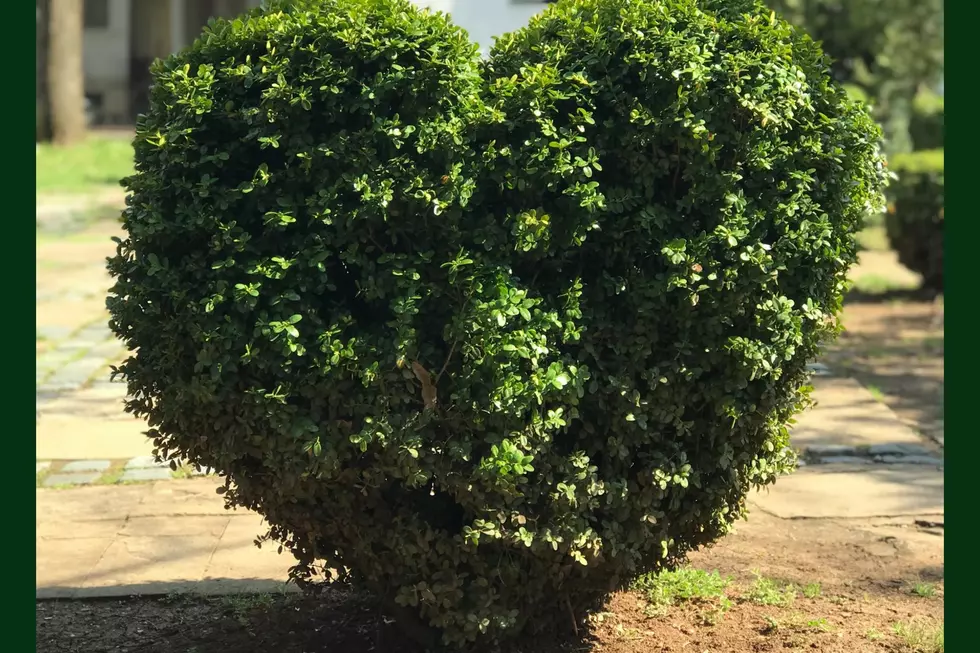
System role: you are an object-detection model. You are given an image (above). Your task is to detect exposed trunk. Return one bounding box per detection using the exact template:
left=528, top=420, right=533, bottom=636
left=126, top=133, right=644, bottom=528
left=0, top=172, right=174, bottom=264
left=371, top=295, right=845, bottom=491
left=47, top=0, right=86, bottom=145
left=36, top=0, right=50, bottom=141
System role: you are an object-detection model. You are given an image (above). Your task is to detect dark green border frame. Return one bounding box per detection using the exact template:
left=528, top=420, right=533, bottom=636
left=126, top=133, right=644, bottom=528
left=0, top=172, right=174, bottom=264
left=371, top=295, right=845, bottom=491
left=26, top=3, right=954, bottom=652
left=944, top=1, right=960, bottom=649
left=29, top=1, right=43, bottom=649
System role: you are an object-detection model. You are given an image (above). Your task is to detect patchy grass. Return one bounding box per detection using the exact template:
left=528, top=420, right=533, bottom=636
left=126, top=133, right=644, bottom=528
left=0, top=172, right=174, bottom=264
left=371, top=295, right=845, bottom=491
left=851, top=273, right=918, bottom=295
left=866, top=384, right=886, bottom=401
left=632, top=567, right=730, bottom=612
left=743, top=573, right=796, bottom=607
left=171, top=465, right=195, bottom=480
left=802, top=582, right=822, bottom=599
left=92, top=466, right=125, bottom=486
left=762, top=613, right=833, bottom=635
left=909, top=581, right=937, bottom=598
left=219, top=593, right=281, bottom=627
left=893, top=618, right=944, bottom=652
left=36, top=136, right=133, bottom=195
left=865, top=627, right=885, bottom=641
left=696, top=596, right=733, bottom=626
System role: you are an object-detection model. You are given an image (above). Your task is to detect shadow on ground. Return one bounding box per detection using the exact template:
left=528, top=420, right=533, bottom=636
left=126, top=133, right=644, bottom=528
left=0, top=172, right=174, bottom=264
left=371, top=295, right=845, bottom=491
left=823, top=298, right=944, bottom=444
left=36, top=582, right=593, bottom=653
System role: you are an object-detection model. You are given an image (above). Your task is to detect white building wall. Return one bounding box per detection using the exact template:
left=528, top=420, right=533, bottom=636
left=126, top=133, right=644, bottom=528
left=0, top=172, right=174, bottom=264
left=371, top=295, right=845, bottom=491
left=414, top=0, right=549, bottom=55
left=82, top=0, right=131, bottom=123
left=80, top=0, right=546, bottom=123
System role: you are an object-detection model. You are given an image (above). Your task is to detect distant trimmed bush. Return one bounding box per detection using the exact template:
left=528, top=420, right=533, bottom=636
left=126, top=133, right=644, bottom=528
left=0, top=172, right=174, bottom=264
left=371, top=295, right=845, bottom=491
left=106, top=0, right=887, bottom=647
left=886, top=149, right=944, bottom=293
left=910, top=90, right=944, bottom=150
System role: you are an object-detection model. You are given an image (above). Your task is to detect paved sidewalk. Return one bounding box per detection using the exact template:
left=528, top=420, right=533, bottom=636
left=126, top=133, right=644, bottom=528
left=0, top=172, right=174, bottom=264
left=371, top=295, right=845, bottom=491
left=37, top=480, right=293, bottom=599
left=36, top=220, right=156, bottom=461
left=749, top=375, right=944, bottom=519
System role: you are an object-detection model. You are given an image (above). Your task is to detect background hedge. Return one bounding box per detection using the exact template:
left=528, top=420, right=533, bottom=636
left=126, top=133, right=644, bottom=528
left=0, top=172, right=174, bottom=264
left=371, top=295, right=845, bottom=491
left=885, top=149, right=944, bottom=293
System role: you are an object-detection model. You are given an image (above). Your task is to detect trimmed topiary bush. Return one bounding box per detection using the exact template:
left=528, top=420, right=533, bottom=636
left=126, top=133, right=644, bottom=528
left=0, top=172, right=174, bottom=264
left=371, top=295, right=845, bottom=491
left=107, top=0, right=887, bottom=647
left=886, top=149, right=944, bottom=293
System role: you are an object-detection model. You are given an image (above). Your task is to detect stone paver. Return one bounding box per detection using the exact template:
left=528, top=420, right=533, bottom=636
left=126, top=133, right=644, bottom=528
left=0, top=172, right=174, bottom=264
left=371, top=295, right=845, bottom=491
left=36, top=416, right=154, bottom=460
left=867, top=442, right=934, bottom=456
left=36, top=222, right=145, bottom=465
left=819, top=455, right=873, bottom=465
left=758, top=374, right=946, bottom=520
left=750, top=463, right=944, bottom=519
left=120, top=468, right=173, bottom=483
left=125, top=455, right=169, bottom=469
left=44, top=472, right=102, bottom=487
left=790, top=376, right=930, bottom=449
left=36, top=537, right=115, bottom=598
left=36, top=480, right=292, bottom=598
left=61, top=460, right=111, bottom=473
left=876, top=454, right=943, bottom=465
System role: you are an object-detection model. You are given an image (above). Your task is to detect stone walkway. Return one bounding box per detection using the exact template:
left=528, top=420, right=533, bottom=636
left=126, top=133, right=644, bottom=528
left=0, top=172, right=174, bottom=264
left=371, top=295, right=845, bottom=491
left=751, top=375, right=944, bottom=520
left=37, top=219, right=156, bottom=462
left=37, top=480, right=293, bottom=599
left=37, top=456, right=215, bottom=488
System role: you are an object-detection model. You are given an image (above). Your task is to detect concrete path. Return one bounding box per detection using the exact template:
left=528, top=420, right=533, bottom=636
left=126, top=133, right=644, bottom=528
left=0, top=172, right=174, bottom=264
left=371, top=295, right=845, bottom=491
left=36, top=220, right=156, bottom=461
left=37, top=480, right=293, bottom=599
left=749, top=375, right=944, bottom=519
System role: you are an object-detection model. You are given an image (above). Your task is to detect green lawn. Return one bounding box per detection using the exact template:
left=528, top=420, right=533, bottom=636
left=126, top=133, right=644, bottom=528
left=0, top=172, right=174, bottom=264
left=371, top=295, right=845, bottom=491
left=36, top=136, right=134, bottom=195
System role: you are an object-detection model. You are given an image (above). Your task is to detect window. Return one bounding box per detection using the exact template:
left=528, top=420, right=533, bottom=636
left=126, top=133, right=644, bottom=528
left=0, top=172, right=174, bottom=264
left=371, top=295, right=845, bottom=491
left=84, top=0, right=110, bottom=29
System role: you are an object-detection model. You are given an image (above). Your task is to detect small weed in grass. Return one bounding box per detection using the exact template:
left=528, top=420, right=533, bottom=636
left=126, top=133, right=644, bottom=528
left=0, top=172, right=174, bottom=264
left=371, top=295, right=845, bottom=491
left=909, top=581, right=937, bottom=598
left=159, top=591, right=183, bottom=605
left=866, top=628, right=885, bottom=641
left=632, top=567, right=730, bottom=613
left=612, top=624, right=644, bottom=641
left=806, top=617, right=832, bottom=632
left=744, top=572, right=796, bottom=607
left=697, top=596, right=733, bottom=626
left=893, top=618, right=944, bottom=653
left=93, top=467, right=125, bottom=486
left=803, top=582, right=821, bottom=599
left=219, top=594, right=277, bottom=626
left=763, top=613, right=832, bottom=635
left=762, top=615, right=781, bottom=634
left=171, top=465, right=194, bottom=480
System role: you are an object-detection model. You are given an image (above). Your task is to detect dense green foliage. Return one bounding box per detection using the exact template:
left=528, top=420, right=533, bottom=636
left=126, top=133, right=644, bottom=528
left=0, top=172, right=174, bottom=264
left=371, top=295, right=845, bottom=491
left=886, top=150, right=944, bottom=293
left=106, top=0, right=887, bottom=646
left=767, top=0, right=944, bottom=153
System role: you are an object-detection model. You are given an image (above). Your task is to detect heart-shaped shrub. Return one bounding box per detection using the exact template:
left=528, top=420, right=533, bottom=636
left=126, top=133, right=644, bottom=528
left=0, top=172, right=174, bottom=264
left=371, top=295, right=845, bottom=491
left=107, top=0, right=887, bottom=647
